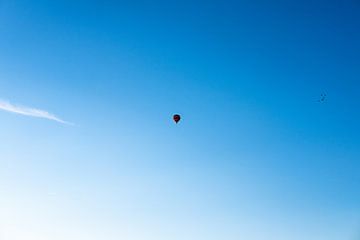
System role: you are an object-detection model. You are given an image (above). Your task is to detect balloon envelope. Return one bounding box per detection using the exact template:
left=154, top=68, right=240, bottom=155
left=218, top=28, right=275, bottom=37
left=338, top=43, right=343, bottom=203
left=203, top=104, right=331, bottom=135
left=173, top=114, right=181, bottom=123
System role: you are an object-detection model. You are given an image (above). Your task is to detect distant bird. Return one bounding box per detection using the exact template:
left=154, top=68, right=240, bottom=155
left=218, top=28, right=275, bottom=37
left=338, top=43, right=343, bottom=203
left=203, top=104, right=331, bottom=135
left=173, top=114, right=181, bottom=124
left=318, top=93, right=327, bottom=103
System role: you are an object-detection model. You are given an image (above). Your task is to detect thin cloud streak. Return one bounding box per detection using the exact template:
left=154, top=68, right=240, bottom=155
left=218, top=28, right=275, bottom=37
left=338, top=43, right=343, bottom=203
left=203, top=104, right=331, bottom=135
left=0, top=100, right=73, bottom=125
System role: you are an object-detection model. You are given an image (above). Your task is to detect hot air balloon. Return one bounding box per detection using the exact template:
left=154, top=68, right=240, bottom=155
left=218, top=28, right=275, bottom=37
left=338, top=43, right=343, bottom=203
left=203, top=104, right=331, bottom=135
left=173, top=114, right=181, bottom=124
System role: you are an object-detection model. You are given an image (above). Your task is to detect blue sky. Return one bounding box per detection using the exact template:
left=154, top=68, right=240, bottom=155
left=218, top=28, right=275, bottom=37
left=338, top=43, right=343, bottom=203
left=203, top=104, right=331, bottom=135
left=0, top=0, right=359, bottom=239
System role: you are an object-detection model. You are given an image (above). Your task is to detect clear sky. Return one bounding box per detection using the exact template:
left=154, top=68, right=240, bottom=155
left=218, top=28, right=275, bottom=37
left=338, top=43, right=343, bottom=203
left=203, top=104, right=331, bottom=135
left=0, top=0, right=359, bottom=239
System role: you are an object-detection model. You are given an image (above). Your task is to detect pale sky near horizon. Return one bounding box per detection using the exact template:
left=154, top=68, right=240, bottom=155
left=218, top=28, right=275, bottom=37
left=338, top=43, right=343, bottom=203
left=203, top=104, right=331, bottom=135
left=0, top=0, right=359, bottom=239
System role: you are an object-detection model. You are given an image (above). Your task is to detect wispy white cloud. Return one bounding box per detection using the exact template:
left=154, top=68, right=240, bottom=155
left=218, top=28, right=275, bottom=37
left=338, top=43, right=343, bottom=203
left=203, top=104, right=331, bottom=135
left=0, top=99, right=73, bottom=125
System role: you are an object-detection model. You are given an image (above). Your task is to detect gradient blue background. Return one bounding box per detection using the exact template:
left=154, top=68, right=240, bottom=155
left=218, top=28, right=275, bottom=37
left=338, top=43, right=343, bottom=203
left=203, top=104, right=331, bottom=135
left=0, top=0, right=359, bottom=239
